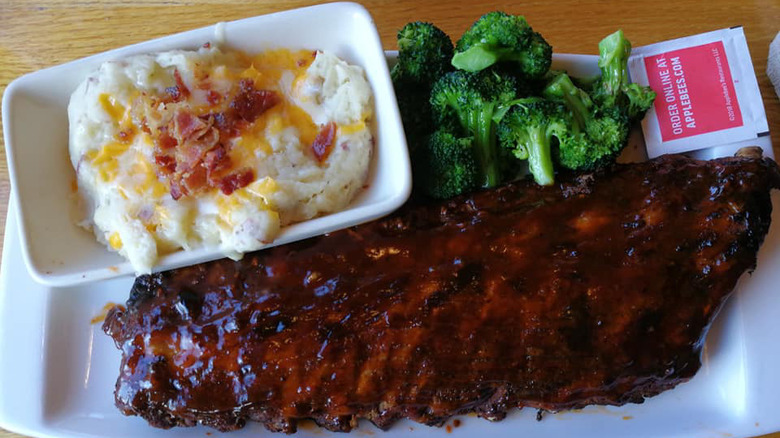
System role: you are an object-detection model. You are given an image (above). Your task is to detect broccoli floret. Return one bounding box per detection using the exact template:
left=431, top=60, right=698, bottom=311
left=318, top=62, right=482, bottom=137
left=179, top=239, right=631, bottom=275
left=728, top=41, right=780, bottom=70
left=543, top=72, right=630, bottom=171
left=430, top=68, right=519, bottom=188
left=451, top=11, right=552, bottom=77
left=497, top=99, right=566, bottom=185
left=554, top=134, right=612, bottom=171
left=623, top=82, right=657, bottom=121
left=554, top=118, right=629, bottom=171
left=585, top=106, right=630, bottom=151
left=394, top=79, right=434, bottom=154
left=537, top=31, right=655, bottom=172
left=543, top=72, right=594, bottom=132
left=591, top=30, right=656, bottom=121
left=419, top=130, right=479, bottom=199
left=490, top=63, right=549, bottom=98
left=391, top=22, right=454, bottom=85
left=391, top=21, right=456, bottom=186
left=519, top=32, right=554, bottom=78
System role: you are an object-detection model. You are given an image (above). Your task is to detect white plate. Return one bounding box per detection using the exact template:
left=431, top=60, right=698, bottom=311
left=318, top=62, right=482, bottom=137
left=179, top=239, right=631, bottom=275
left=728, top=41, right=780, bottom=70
left=1, top=2, right=410, bottom=287
left=2, top=54, right=780, bottom=438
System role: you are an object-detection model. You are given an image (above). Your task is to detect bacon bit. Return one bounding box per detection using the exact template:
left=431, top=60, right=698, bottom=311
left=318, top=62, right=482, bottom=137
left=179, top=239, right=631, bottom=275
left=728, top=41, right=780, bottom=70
left=212, top=112, right=238, bottom=138
left=230, top=79, right=280, bottom=123
left=206, top=90, right=222, bottom=105
left=203, top=145, right=229, bottom=173
left=161, top=69, right=191, bottom=104
left=311, top=122, right=337, bottom=162
left=173, top=69, right=190, bottom=98
left=217, top=168, right=255, bottom=195
left=158, top=109, right=225, bottom=199
left=177, top=127, right=219, bottom=172
left=154, top=154, right=176, bottom=174
left=182, top=165, right=208, bottom=193
left=202, top=42, right=211, bottom=49
left=149, top=75, right=280, bottom=200
left=158, top=128, right=178, bottom=150
left=173, top=111, right=209, bottom=140
left=204, top=145, right=235, bottom=189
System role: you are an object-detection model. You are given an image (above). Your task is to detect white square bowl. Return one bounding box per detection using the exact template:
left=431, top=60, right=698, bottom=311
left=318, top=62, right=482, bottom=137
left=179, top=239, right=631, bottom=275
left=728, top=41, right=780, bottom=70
left=2, top=2, right=411, bottom=287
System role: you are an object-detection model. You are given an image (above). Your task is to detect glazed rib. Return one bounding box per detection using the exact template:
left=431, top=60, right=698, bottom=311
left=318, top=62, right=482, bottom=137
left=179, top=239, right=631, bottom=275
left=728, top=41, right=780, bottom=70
left=104, top=154, right=780, bottom=433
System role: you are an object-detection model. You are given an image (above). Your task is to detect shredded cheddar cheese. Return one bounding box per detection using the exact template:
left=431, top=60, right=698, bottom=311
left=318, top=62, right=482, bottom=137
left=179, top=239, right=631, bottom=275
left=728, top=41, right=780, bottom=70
left=98, top=93, right=125, bottom=122
left=109, top=232, right=123, bottom=250
left=245, top=177, right=278, bottom=207
left=217, top=177, right=279, bottom=226
left=339, top=121, right=367, bottom=136
left=88, top=142, right=130, bottom=182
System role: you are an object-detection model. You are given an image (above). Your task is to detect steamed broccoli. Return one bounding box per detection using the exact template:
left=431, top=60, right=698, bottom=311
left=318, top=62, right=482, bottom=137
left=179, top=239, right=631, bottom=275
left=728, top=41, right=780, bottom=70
left=429, top=68, right=519, bottom=188
left=394, top=80, right=434, bottom=154
left=391, top=22, right=454, bottom=157
left=497, top=99, right=566, bottom=185
left=419, top=130, right=479, bottom=198
left=391, top=21, right=454, bottom=85
left=393, top=15, right=656, bottom=201
left=451, top=11, right=552, bottom=78
left=544, top=72, right=630, bottom=171
left=591, top=30, right=656, bottom=121
left=542, top=30, right=657, bottom=172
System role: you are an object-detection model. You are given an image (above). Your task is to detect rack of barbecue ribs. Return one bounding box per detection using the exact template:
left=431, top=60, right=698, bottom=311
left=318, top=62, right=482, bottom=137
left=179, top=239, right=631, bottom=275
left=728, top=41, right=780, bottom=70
left=104, top=151, right=780, bottom=433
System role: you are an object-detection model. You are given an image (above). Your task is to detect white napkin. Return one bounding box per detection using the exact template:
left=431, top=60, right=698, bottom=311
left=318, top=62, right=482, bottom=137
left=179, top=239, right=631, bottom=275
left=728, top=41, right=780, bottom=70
left=769, top=31, right=780, bottom=99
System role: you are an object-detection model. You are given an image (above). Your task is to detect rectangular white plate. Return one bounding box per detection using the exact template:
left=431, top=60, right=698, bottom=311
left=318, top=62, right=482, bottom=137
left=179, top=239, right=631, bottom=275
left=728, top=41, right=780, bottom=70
left=1, top=54, right=780, bottom=438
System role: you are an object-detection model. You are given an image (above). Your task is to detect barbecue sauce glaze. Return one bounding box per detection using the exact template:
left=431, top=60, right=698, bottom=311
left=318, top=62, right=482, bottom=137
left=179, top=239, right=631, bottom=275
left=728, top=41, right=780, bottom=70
left=104, top=155, right=779, bottom=433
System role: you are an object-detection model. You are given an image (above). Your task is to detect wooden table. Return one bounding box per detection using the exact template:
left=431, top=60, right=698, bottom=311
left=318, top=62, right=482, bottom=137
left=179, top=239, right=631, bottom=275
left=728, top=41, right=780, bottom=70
left=1, top=1, right=779, bottom=437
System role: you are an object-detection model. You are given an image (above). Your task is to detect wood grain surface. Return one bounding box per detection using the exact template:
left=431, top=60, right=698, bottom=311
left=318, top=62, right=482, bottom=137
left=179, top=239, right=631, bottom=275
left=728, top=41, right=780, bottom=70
left=1, top=1, right=779, bottom=437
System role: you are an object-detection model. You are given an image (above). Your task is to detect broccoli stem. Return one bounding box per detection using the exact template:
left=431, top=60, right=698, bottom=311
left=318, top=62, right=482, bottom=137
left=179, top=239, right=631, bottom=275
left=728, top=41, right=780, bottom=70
left=594, top=30, right=656, bottom=120
left=527, top=126, right=555, bottom=186
left=544, top=74, right=592, bottom=131
left=451, top=45, right=501, bottom=72
left=468, top=103, right=501, bottom=187
left=598, top=30, right=631, bottom=99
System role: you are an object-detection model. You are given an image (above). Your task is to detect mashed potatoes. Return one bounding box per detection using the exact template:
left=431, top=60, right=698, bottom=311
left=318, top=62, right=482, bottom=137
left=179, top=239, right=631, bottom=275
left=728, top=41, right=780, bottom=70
left=68, top=45, right=373, bottom=273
